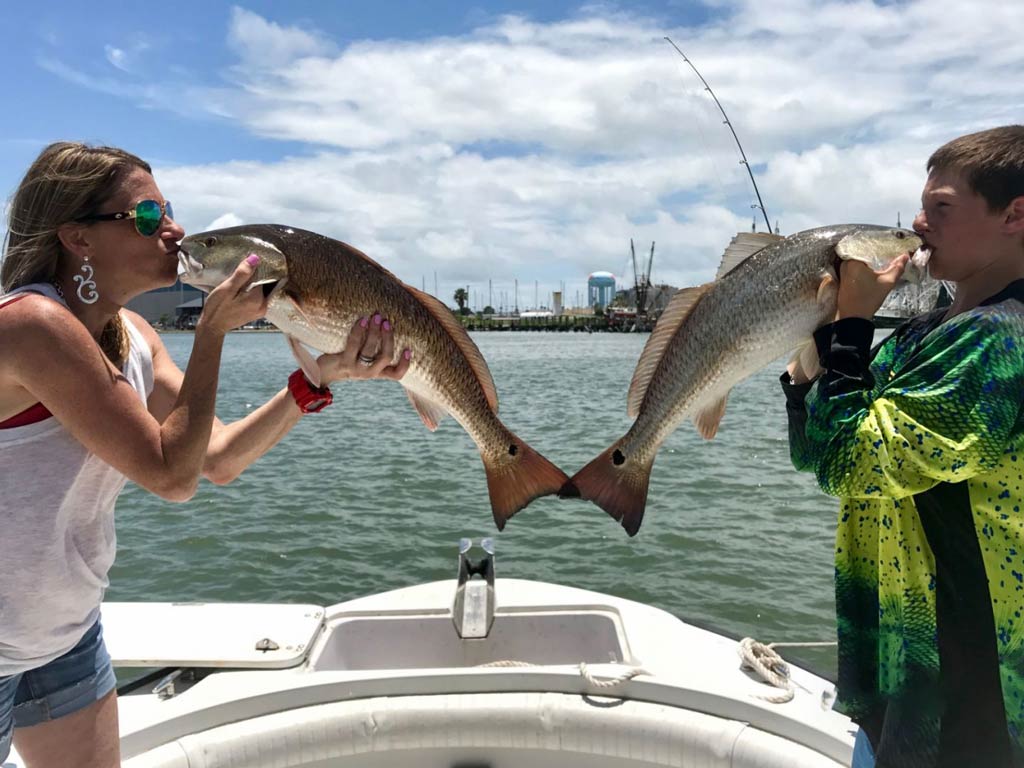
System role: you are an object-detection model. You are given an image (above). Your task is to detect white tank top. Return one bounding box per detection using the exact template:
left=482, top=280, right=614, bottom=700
left=0, top=283, right=154, bottom=675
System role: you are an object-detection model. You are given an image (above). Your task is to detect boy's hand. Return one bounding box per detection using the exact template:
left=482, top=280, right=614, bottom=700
left=836, top=253, right=910, bottom=320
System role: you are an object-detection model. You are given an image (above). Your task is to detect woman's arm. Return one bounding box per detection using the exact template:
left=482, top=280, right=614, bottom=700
left=0, top=258, right=266, bottom=501
left=137, top=312, right=411, bottom=485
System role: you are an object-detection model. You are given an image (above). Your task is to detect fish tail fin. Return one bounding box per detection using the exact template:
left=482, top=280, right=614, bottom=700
left=560, top=446, right=653, bottom=536
left=482, top=438, right=569, bottom=531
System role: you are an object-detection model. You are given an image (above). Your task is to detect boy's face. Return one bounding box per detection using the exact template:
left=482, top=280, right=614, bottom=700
left=913, top=169, right=1009, bottom=282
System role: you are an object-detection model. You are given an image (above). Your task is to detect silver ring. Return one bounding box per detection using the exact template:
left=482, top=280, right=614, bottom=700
left=357, top=353, right=376, bottom=367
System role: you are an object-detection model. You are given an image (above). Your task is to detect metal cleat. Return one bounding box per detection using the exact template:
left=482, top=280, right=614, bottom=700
left=452, top=537, right=496, bottom=639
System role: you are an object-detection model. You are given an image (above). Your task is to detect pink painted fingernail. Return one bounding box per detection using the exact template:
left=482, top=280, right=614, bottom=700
left=359, top=316, right=369, bottom=328
left=246, top=254, right=259, bottom=266
left=403, top=349, right=412, bottom=360
left=372, top=313, right=382, bottom=325
left=382, top=320, right=391, bottom=332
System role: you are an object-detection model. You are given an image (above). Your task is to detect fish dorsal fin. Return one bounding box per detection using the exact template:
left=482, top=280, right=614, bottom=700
left=627, top=283, right=713, bottom=419
left=715, top=232, right=784, bottom=280
left=407, top=286, right=499, bottom=413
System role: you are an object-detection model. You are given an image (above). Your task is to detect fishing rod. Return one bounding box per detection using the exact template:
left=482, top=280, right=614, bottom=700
left=664, top=36, right=772, bottom=234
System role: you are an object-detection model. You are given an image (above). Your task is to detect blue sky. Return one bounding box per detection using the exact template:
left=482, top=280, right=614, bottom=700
left=2, top=0, right=1019, bottom=309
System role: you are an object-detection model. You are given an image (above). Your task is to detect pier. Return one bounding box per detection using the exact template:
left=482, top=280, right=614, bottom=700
left=457, top=313, right=651, bottom=332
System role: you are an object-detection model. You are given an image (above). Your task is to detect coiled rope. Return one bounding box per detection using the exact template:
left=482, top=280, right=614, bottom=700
left=738, top=638, right=837, bottom=704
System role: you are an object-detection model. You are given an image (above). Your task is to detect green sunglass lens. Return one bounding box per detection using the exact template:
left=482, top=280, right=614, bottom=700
left=135, top=200, right=163, bottom=236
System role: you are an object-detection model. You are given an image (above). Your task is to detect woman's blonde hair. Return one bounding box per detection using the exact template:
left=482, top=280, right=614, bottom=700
left=2, top=141, right=152, bottom=366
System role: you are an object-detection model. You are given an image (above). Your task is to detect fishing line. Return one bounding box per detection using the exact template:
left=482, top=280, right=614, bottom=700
left=664, top=36, right=771, bottom=233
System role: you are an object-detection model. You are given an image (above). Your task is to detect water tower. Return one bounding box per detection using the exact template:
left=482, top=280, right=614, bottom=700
left=588, top=272, right=616, bottom=309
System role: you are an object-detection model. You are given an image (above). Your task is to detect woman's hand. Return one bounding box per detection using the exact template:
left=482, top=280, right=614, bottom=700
left=196, top=255, right=269, bottom=335
left=317, top=313, right=412, bottom=384
left=836, top=253, right=911, bottom=320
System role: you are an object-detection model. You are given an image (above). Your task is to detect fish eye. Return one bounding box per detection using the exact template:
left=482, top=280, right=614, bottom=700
left=204, top=236, right=218, bottom=248
left=895, top=231, right=905, bottom=239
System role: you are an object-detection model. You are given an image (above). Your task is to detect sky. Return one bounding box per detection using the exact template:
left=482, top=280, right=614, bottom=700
left=1, top=0, right=1020, bottom=311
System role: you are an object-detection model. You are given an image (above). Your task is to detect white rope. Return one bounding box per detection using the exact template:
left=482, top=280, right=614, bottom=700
left=738, top=638, right=836, bottom=704
left=578, top=662, right=650, bottom=688
left=477, top=660, right=649, bottom=688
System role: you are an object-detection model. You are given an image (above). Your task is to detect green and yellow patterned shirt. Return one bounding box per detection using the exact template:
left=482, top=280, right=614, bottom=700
left=784, top=280, right=1024, bottom=767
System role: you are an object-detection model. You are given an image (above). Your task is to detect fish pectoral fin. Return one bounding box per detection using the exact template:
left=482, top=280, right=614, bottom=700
left=789, top=339, right=822, bottom=382
left=286, top=335, right=322, bottom=388
left=692, top=393, right=729, bottom=440
left=816, top=270, right=838, bottom=305
left=404, top=387, right=448, bottom=431
left=259, top=276, right=288, bottom=300
left=277, top=287, right=315, bottom=327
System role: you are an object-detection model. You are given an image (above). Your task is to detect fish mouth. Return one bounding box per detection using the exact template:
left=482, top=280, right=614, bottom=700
left=907, top=245, right=933, bottom=283
left=176, top=246, right=205, bottom=281
left=911, top=245, right=932, bottom=270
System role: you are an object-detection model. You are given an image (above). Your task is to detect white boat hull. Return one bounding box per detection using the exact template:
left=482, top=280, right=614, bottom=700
left=7, top=579, right=854, bottom=767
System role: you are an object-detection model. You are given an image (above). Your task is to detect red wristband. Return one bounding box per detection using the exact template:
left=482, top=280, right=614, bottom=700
left=288, top=369, right=333, bottom=414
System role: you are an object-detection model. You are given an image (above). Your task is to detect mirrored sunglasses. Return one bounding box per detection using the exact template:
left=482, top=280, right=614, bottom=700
left=76, top=199, right=174, bottom=237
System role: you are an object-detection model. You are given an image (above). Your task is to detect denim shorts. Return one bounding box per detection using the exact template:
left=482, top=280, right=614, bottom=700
left=852, top=727, right=876, bottom=767
left=0, top=620, right=116, bottom=763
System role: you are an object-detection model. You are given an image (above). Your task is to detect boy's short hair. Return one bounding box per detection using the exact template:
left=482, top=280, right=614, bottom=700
left=928, top=125, right=1024, bottom=212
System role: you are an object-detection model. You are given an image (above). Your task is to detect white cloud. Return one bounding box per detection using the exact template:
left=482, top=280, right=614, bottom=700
left=85, top=1, right=1024, bottom=307
left=37, top=56, right=135, bottom=98
left=206, top=212, right=245, bottom=230
left=226, top=5, right=334, bottom=69
left=104, top=45, right=129, bottom=71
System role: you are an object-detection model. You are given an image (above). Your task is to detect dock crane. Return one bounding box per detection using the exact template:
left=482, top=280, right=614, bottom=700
left=631, top=238, right=655, bottom=319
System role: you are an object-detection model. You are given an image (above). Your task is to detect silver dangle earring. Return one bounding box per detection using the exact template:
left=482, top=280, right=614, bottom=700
left=74, top=256, right=99, bottom=305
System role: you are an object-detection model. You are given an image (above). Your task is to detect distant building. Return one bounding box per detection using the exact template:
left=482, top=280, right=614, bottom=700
left=126, top=280, right=205, bottom=325
left=588, top=272, right=616, bottom=309
left=552, top=290, right=563, bottom=316
left=616, top=283, right=678, bottom=316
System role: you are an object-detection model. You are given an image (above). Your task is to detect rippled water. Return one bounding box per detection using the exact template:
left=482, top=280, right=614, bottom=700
left=108, top=330, right=865, bottom=674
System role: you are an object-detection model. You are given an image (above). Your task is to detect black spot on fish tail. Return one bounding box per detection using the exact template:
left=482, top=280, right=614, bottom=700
left=612, top=449, right=626, bottom=466
left=508, top=443, right=518, bottom=456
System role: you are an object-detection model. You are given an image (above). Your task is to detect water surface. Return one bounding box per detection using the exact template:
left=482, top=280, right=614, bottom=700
left=109, top=331, right=861, bottom=673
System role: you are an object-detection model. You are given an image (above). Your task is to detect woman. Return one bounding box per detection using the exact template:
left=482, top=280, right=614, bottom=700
left=0, top=142, right=410, bottom=767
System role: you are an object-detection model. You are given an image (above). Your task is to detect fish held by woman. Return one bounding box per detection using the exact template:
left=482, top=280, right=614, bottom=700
left=178, top=224, right=569, bottom=528
left=561, top=224, right=927, bottom=536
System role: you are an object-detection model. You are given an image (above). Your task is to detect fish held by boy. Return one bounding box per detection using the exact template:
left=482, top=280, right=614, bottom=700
left=178, top=224, right=569, bottom=529
left=561, top=224, right=927, bottom=536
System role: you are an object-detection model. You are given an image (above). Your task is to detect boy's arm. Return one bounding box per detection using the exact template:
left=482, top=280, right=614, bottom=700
left=780, top=372, right=817, bottom=472
left=805, top=311, right=1024, bottom=499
